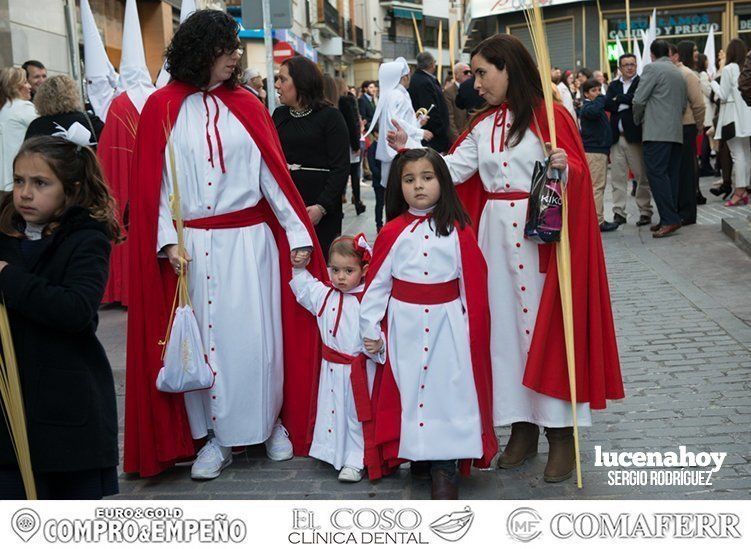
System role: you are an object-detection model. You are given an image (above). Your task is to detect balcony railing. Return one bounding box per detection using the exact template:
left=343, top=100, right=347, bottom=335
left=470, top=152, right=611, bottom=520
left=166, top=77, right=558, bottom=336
left=356, top=26, right=364, bottom=49
left=323, top=1, right=340, bottom=34
left=381, top=36, right=418, bottom=61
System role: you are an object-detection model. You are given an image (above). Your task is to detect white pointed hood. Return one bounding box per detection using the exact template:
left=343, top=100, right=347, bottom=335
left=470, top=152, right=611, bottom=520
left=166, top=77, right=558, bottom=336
left=81, top=0, right=120, bottom=120
left=363, top=57, right=410, bottom=138
left=120, top=0, right=155, bottom=112
left=155, top=0, right=198, bottom=88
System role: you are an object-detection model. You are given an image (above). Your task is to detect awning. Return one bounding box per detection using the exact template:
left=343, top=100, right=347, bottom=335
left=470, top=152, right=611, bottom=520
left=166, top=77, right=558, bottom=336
left=392, top=8, right=423, bottom=20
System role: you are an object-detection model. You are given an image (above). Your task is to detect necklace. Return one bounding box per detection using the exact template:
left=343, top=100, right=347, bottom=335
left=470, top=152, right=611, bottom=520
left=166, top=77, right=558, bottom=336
left=290, top=106, right=312, bottom=118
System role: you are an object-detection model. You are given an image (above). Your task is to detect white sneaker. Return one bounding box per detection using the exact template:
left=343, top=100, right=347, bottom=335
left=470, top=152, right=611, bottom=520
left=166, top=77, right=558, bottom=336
left=265, top=420, right=294, bottom=461
left=338, top=467, right=364, bottom=483
left=191, top=439, right=232, bottom=480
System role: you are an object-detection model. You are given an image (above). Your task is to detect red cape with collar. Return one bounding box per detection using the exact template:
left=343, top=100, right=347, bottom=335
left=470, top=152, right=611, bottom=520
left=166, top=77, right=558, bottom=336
left=450, top=102, right=623, bottom=409
left=363, top=213, right=497, bottom=479
left=98, top=93, right=139, bottom=306
left=123, top=81, right=327, bottom=477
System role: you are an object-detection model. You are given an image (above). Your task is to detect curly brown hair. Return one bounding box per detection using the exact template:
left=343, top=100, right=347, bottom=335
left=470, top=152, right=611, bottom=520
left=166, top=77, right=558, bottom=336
left=0, top=136, right=123, bottom=242
left=164, top=9, right=242, bottom=89
left=33, top=75, right=83, bottom=116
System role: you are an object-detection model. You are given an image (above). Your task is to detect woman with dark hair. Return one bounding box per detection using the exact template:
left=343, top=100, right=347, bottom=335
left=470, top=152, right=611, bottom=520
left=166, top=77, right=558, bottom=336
left=674, top=40, right=705, bottom=223
left=711, top=38, right=751, bottom=206
left=273, top=57, right=350, bottom=256
left=388, top=34, right=623, bottom=485
left=697, top=53, right=717, bottom=178
left=328, top=76, right=366, bottom=215
left=124, top=10, right=328, bottom=479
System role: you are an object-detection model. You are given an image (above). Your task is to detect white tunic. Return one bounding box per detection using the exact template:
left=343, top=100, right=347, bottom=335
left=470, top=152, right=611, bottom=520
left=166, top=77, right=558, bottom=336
left=443, top=111, right=592, bottom=428
left=157, top=89, right=312, bottom=446
left=289, top=270, right=378, bottom=470
left=360, top=208, right=483, bottom=461
left=376, top=85, right=425, bottom=189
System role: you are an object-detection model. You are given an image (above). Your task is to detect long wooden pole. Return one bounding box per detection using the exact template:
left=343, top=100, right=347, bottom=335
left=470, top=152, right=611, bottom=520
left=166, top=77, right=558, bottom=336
left=411, top=13, right=423, bottom=53
left=626, top=0, right=632, bottom=51
left=449, top=21, right=457, bottom=76
left=437, top=20, right=443, bottom=84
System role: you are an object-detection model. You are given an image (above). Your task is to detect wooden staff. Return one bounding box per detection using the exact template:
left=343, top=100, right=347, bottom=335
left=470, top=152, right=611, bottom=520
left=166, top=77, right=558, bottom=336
left=626, top=0, right=632, bottom=51
left=449, top=20, right=457, bottom=75
left=524, top=0, right=583, bottom=489
left=437, top=20, right=443, bottom=83
left=411, top=13, right=424, bottom=53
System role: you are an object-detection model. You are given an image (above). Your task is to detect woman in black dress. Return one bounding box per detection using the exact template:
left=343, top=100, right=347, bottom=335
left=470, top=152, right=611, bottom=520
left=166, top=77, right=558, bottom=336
left=274, top=57, right=350, bottom=256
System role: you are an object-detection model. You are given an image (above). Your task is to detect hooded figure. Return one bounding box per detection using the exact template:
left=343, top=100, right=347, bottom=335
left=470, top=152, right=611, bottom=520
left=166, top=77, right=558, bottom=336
left=97, top=0, right=155, bottom=306
left=363, top=58, right=427, bottom=187
left=81, top=0, right=120, bottom=121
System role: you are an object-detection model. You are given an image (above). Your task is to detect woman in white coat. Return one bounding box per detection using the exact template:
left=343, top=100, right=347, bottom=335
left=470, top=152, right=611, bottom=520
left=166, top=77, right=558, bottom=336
left=711, top=39, right=751, bottom=206
left=363, top=58, right=432, bottom=190
left=0, top=68, right=37, bottom=190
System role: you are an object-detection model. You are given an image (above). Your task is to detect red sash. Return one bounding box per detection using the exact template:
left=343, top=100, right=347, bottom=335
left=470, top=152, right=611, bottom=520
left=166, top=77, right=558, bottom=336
left=391, top=278, right=460, bottom=305
left=183, top=200, right=271, bottom=230
left=486, top=191, right=531, bottom=201
left=320, top=344, right=378, bottom=472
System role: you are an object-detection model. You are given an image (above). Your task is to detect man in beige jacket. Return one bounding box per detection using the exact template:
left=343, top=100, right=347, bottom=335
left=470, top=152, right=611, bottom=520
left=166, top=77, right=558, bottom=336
left=674, top=41, right=706, bottom=225
left=444, top=62, right=472, bottom=144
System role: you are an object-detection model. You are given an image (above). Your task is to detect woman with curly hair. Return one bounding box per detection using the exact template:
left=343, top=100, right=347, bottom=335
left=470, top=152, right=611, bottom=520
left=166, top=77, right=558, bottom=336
left=124, top=9, right=328, bottom=480
left=25, top=75, right=103, bottom=145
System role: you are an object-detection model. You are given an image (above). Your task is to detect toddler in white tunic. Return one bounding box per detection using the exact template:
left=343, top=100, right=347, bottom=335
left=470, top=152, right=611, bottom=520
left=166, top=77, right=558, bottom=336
left=290, top=235, right=380, bottom=482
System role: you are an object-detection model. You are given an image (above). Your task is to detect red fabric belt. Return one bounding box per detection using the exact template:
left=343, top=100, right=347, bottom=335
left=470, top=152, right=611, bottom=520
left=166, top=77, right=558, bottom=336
left=391, top=278, right=460, bottom=305
left=486, top=191, right=530, bottom=200
left=183, top=200, right=270, bottom=230
left=321, top=344, right=372, bottom=423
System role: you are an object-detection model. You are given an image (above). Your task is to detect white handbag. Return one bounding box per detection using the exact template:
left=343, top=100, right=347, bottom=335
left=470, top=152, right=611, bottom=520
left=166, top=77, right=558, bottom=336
left=156, top=135, right=215, bottom=393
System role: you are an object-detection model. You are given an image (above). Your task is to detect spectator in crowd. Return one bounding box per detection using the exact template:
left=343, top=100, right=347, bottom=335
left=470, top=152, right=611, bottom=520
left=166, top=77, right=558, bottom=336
left=408, top=51, right=451, bottom=152
left=593, top=69, right=608, bottom=94
left=669, top=43, right=680, bottom=64
left=274, top=56, right=350, bottom=256
left=444, top=62, right=472, bottom=143
left=0, top=67, right=37, bottom=191
left=573, top=67, right=593, bottom=110
left=324, top=75, right=366, bottom=215
left=697, top=53, right=717, bottom=177
left=243, top=68, right=267, bottom=104
left=674, top=41, right=706, bottom=223
left=455, top=75, right=485, bottom=112
left=366, top=129, right=383, bottom=232
left=711, top=38, right=751, bottom=207
left=579, top=78, right=618, bottom=232
left=605, top=53, right=653, bottom=227
left=21, top=60, right=47, bottom=99
left=25, top=75, right=104, bottom=146
left=633, top=40, right=687, bottom=238
left=552, top=66, right=576, bottom=120
left=358, top=80, right=377, bottom=129
left=738, top=48, right=751, bottom=106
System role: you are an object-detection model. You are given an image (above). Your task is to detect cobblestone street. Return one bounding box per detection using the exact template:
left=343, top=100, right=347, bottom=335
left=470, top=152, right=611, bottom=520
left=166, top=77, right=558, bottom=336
left=104, top=177, right=751, bottom=500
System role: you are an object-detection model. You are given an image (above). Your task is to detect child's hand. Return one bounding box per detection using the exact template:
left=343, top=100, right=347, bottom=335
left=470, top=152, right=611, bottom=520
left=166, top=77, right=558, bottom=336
left=164, top=244, right=191, bottom=275
left=291, top=247, right=312, bottom=268
left=364, top=338, right=384, bottom=354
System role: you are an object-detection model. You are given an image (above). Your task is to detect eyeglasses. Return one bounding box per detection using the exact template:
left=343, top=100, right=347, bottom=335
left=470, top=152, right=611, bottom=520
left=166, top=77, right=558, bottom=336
left=621, top=63, right=637, bottom=68
left=463, top=70, right=472, bottom=75
left=218, top=46, right=244, bottom=57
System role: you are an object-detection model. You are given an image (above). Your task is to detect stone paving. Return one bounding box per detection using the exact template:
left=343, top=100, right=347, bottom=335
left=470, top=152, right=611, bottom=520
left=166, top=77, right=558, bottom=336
left=104, top=175, right=751, bottom=500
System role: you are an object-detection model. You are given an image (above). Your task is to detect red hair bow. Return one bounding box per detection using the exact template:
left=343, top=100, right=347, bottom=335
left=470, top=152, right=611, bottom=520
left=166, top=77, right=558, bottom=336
left=352, top=233, right=372, bottom=264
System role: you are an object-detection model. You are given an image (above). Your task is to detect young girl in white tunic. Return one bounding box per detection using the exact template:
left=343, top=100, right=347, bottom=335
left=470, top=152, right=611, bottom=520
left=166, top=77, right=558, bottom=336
left=290, top=234, right=380, bottom=483
left=360, top=148, right=496, bottom=500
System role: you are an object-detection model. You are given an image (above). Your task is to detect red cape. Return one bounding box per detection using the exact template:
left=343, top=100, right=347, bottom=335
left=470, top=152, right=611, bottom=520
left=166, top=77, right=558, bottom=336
left=123, top=82, right=327, bottom=477
left=98, top=92, right=139, bottom=306
left=364, top=213, right=498, bottom=479
left=450, top=102, right=624, bottom=409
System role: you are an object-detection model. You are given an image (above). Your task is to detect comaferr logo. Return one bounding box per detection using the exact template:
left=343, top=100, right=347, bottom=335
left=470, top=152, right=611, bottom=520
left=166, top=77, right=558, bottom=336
left=551, top=513, right=741, bottom=539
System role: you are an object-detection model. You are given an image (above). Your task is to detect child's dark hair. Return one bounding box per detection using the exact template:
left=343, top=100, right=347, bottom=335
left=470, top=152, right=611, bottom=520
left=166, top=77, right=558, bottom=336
left=329, top=235, right=367, bottom=267
left=385, top=148, right=471, bottom=236
left=1, top=136, right=123, bottom=242
left=582, top=78, right=601, bottom=95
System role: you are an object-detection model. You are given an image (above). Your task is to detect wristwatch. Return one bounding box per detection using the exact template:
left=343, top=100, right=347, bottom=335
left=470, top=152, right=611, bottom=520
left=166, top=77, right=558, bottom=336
left=315, top=204, right=327, bottom=216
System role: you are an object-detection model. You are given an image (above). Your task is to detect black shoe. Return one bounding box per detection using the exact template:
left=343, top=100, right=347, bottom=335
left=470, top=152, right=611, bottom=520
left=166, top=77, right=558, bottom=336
left=681, top=219, right=696, bottom=226
left=613, top=213, right=627, bottom=225
left=410, top=461, right=431, bottom=480
left=599, top=221, right=619, bottom=232
left=355, top=202, right=366, bottom=215
left=636, top=216, right=652, bottom=227
left=630, top=180, right=637, bottom=197
left=709, top=184, right=732, bottom=200
left=696, top=193, right=707, bottom=205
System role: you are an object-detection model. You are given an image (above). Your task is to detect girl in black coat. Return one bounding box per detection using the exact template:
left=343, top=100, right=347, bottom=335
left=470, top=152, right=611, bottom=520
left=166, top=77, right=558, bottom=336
left=0, top=136, right=122, bottom=499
